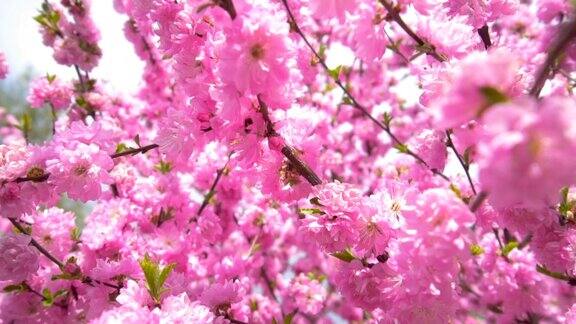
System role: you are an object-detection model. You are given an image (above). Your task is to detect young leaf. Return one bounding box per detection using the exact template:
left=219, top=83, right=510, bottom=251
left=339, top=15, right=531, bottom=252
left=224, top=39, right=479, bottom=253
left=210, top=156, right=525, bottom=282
left=501, top=241, right=519, bottom=257
left=470, top=244, right=484, bottom=256
left=480, top=86, right=508, bottom=107
left=139, top=254, right=176, bottom=304
left=331, top=248, right=356, bottom=263
left=328, top=65, right=342, bottom=80
left=2, top=283, right=27, bottom=293
left=42, top=288, right=54, bottom=307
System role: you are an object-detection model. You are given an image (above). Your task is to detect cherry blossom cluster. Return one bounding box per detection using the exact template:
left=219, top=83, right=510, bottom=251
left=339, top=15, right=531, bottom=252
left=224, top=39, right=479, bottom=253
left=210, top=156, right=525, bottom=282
left=2, top=0, right=576, bottom=322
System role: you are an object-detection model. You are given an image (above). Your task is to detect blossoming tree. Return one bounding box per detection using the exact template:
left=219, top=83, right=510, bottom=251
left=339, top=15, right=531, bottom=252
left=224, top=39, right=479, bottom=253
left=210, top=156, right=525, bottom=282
left=2, top=0, right=576, bottom=322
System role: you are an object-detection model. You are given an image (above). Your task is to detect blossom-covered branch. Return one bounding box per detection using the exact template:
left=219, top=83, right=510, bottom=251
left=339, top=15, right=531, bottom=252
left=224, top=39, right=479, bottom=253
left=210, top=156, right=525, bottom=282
left=281, top=0, right=449, bottom=182
left=530, top=17, right=576, bottom=97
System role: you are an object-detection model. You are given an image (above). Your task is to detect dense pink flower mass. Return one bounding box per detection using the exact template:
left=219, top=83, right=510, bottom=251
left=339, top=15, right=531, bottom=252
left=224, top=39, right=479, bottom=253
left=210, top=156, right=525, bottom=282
left=27, top=76, right=73, bottom=109
left=2, top=0, right=576, bottom=322
left=0, top=233, right=39, bottom=282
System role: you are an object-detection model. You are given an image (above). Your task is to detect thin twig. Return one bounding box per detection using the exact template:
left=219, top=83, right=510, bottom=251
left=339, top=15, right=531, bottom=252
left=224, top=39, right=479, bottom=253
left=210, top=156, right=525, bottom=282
left=257, top=95, right=322, bottom=186
left=110, top=144, right=159, bottom=159
left=280, top=0, right=449, bottom=181
left=9, top=218, right=123, bottom=290
left=469, top=191, right=488, bottom=212
left=13, top=143, right=159, bottom=184
left=9, top=218, right=64, bottom=268
left=378, top=0, right=447, bottom=62
left=260, top=268, right=280, bottom=303
left=446, top=130, right=477, bottom=195
left=530, top=17, right=576, bottom=97
left=191, top=154, right=233, bottom=222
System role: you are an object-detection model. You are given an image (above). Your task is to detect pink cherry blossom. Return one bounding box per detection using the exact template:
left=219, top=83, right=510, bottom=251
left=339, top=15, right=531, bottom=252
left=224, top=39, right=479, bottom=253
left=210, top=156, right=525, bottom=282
left=27, top=76, right=73, bottom=110
left=0, top=0, right=576, bottom=321
left=0, top=232, right=39, bottom=282
left=46, top=142, right=114, bottom=201
left=478, top=96, right=576, bottom=208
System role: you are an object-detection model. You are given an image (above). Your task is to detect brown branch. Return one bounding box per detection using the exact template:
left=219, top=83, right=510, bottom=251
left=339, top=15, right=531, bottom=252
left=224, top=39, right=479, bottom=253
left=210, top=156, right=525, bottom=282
left=190, top=154, right=233, bottom=223
left=260, top=268, right=280, bottom=303
left=280, top=0, right=449, bottom=182
left=9, top=218, right=123, bottom=290
left=13, top=143, right=159, bottom=184
left=110, top=144, right=159, bottom=158
left=257, top=95, right=322, bottom=186
left=379, top=0, right=447, bottom=62
left=9, top=218, right=64, bottom=269
left=530, top=17, right=576, bottom=97
left=478, top=25, right=492, bottom=49
left=469, top=191, right=488, bottom=212
left=446, top=130, right=477, bottom=195
left=21, top=282, right=68, bottom=309
left=215, top=0, right=237, bottom=20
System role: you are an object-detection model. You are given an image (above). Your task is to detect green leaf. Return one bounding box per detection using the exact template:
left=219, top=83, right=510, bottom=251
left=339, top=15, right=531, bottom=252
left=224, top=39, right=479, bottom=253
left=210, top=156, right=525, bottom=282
left=382, top=112, right=393, bottom=128
left=42, top=288, right=54, bottom=307
left=470, top=244, right=484, bottom=256
left=298, top=208, right=325, bottom=216
left=480, top=86, right=508, bottom=107
left=158, top=263, right=176, bottom=288
left=318, top=44, right=327, bottom=60
left=71, top=227, right=82, bottom=241
left=394, top=143, right=409, bottom=154
left=51, top=272, right=82, bottom=281
left=501, top=241, right=519, bottom=257
left=155, top=160, right=173, bottom=174
left=328, top=65, right=342, bottom=80
left=139, top=254, right=176, bottom=304
left=53, top=289, right=68, bottom=300
left=342, top=96, right=353, bottom=105
left=75, top=96, right=88, bottom=107
left=46, top=74, right=56, bottom=83
left=331, top=248, right=356, bottom=263
left=249, top=299, right=259, bottom=311
left=115, top=143, right=129, bottom=154
left=449, top=183, right=463, bottom=200
left=283, top=310, right=297, bottom=324
left=559, top=187, right=571, bottom=216
left=2, top=283, right=27, bottom=293
left=20, top=112, right=32, bottom=136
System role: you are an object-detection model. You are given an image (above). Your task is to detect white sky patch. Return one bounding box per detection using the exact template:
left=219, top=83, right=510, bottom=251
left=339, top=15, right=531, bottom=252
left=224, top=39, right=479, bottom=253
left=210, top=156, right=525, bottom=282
left=325, top=42, right=355, bottom=70
left=0, top=1, right=143, bottom=93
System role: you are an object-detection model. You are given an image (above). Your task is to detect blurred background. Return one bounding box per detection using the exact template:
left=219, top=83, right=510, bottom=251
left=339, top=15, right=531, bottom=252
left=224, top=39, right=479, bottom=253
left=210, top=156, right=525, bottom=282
left=0, top=0, right=145, bottom=224
left=0, top=1, right=144, bottom=140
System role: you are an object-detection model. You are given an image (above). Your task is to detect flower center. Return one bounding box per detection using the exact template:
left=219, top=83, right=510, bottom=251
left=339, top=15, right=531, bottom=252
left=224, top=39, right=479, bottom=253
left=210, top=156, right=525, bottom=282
left=26, top=166, right=45, bottom=179
left=74, top=164, right=89, bottom=176
left=250, top=44, right=265, bottom=60
left=280, top=161, right=301, bottom=186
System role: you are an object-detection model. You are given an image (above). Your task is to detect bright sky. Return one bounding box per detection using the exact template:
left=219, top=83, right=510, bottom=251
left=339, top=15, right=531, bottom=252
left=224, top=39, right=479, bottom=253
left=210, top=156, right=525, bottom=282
left=0, top=1, right=143, bottom=93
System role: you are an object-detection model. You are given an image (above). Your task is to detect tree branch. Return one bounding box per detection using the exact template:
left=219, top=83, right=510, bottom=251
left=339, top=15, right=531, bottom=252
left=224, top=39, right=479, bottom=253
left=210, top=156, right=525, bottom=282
left=110, top=144, right=159, bottom=159
left=9, top=218, right=123, bottom=290
left=446, top=130, right=477, bottom=195
left=190, top=154, right=233, bottom=223
left=478, top=25, right=492, bottom=49
left=280, top=0, right=449, bottom=182
left=257, top=95, right=322, bottom=186
left=378, top=0, right=447, bottom=62
left=530, top=17, right=576, bottom=97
